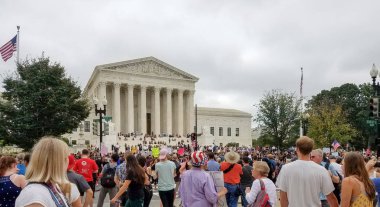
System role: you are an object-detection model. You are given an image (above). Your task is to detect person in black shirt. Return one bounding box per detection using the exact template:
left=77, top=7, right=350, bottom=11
left=111, top=154, right=146, bottom=206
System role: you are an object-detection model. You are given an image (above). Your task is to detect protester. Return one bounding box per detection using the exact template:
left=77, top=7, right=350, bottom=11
left=220, top=151, right=243, bottom=207
left=206, top=152, right=220, bottom=171
left=179, top=151, right=228, bottom=207
left=276, top=136, right=339, bottom=207
left=74, top=149, right=99, bottom=198
left=0, top=156, right=27, bottom=207
left=341, top=152, right=376, bottom=207
left=245, top=161, right=277, bottom=206
left=240, top=156, right=254, bottom=207
left=155, top=148, right=177, bottom=207
left=137, top=155, right=153, bottom=207
left=115, top=153, right=129, bottom=206
left=111, top=154, right=145, bottom=206
left=16, top=136, right=81, bottom=207
left=23, top=153, right=30, bottom=168
left=16, top=153, right=26, bottom=176
left=67, top=155, right=93, bottom=207
left=311, top=149, right=341, bottom=205
left=97, top=153, right=119, bottom=207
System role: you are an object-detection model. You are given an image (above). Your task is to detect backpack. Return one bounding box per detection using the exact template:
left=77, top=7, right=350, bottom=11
left=100, top=164, right=116, bottom=188
left=249, top=179, right=271, bottom=207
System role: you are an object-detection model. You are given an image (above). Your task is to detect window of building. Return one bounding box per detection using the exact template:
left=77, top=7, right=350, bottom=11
left=236, top=128, right=240, bottom=137
left=85, top=140, right=90, bottom=145
left=71, top=140, right=77, bottom=145
left=219, top=127, right=223, bottom=136
left=210, top=127, right=214, bottom=136
left=84, top=121, right=90, bottom=132
left=228, top=127, right=231, bottom=136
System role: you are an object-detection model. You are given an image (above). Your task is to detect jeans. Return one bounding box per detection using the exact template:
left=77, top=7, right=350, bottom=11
left=125, top=198, right=144, bottom=207
left=97, top=186, right=118, bottom=207
left=224, top=183, right=240, bottom=207
left=159, top=189, right=175, bottom=207
left=240, top=185, right=248, bottom=207
left=321, top=200, right=330, bottom=207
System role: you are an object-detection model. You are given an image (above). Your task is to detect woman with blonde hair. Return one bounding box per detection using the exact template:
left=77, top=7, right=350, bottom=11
left=341, top=152, right=376, bottom=207
left=15, top=136, right=81, bottom=207
left=245, top=161, right=277, bottom=206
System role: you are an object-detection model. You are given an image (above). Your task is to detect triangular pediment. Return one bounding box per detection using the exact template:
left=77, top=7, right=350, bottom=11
left=97, top=57, right=199, bottom=81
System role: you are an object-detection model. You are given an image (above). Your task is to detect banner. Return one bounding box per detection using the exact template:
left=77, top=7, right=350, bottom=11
left=178, top=148, right=185, bottom=156
left=152, top=147, right=160, bottom=158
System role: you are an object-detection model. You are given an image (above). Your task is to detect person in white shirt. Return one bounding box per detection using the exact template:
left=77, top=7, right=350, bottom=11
left=276, top=136, right=339, bottom=207
left=245, top=161, right=277, bottom=206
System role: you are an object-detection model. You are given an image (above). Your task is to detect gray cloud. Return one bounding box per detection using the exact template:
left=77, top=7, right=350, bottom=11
left=1, top=0, right=379, bottom=117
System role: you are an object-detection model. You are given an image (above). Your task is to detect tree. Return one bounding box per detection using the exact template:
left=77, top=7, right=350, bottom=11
left=307, top=103, right=357, bottom=148
left=255, top=90, right=301, bottom=149
left=307, top=83, right=373, bottom=149
left=0, top=56, right=90, bottom=149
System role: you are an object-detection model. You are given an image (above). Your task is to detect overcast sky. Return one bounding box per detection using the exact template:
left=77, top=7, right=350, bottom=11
left=1, top=0, right=380, bottom=117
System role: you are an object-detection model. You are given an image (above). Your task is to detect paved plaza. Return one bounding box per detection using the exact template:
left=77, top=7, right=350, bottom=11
left=92, top=185, right=281, bottom=207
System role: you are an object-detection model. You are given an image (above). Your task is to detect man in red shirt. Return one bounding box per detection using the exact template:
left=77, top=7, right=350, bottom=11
left=220, top=151, right=243, bottom=207
left=74, top=149, right=99, bottom=198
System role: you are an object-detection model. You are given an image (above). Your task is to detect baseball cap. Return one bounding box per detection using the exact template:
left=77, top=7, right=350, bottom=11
left=159, top=148, right=169, bottom=160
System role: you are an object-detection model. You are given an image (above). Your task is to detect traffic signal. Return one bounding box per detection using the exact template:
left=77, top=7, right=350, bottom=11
left=370, top=97, right=379, bottom=117
left=92, top=121, right=98, bottom=135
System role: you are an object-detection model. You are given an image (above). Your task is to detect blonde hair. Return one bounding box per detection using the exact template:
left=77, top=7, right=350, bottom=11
left=26, top=136, right=69, bottom=185
left=254, top=161, right=270, bottom=177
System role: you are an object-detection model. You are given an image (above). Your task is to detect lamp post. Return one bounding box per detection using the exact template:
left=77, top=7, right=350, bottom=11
left=369, top=63, right=380, bottom=157
left=302, top=113, right=310, bottom=136
left=93, top=97, right=107, bottom=151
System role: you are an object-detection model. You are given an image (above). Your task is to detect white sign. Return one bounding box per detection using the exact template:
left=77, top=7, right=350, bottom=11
left=206, top=171, right=226, bottom=206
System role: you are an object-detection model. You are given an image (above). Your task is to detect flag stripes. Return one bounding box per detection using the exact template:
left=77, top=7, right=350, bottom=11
left=0, top=35, right=17, bottom=62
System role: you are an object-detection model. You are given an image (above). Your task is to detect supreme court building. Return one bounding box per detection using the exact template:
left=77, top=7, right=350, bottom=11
left=67, top=57, right=252, bottom=148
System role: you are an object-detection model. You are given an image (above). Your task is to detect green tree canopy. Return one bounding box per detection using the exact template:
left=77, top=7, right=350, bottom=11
left=307, top=83, right=373, bottom=149
left=307, top=102, right=357, bottom=148
left=0, top=56, right=90, bottom=149
left=255, top=89, right=301, bottom=149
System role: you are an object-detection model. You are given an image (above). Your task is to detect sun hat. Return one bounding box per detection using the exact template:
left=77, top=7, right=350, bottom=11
left=225, top=151, right=240, bottom=164
left=67, top=155, right=76, bottom=171
left=191, top=151, right=206, bottom=167
left=159, top=148, right=169, bottom=160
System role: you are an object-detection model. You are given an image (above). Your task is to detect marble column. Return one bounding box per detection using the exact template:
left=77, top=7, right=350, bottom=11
left=187, top=90, right=195, bottom=134
left=166, top=88, right=172, bottom=135
left=113, top=83, right=121, bottom=132
left=154, top=87, right=161, bottom=136
left=177, top=89, right=184, bottom=136
left=140, top=85, right=147, bottom=135
left=99, top=82, right=107, bottom=103
left=127, top=84, right=134, bottom=133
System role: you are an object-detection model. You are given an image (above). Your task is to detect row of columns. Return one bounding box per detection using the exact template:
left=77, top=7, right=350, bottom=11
left=96, top=82, right=194, bottom=136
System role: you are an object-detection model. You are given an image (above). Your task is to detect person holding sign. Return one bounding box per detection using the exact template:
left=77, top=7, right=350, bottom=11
left=179, top=151, right=227, bottom=207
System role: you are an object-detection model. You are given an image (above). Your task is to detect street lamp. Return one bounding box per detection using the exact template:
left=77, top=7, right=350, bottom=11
left=369, top=63, right=380, bottom=157
left=93, top=96, right=107, bottom=152
left=302, top=113, right=310, bottom=136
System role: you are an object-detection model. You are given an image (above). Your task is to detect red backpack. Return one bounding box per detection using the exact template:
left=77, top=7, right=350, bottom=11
left=249, top=179, right=271, bottom=207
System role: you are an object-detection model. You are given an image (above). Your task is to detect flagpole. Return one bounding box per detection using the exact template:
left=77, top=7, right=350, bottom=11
left=300, top=67, right=303, bottom=137
left=16, top=26, right=20, bottom=64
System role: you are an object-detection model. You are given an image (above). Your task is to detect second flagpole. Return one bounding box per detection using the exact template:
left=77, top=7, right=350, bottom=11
left=16, top=26, right=20, bottom=64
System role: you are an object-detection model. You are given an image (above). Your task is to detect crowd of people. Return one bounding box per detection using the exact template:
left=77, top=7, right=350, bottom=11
left=1, top=135, right=380, bottom=207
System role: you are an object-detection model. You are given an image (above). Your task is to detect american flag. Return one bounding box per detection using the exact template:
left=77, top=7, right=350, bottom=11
left=331, top=140, right=341, bottom=151
left=0, top=35, right=17, bottom=62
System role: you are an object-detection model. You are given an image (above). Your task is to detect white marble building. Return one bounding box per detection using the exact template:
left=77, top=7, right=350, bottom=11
left=66, top=57, right=252, bottom=149
left=196, top=107, right=252, bottom=147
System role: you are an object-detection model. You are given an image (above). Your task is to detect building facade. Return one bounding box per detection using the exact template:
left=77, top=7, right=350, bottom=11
left=66, top=57, right=252, bottom=149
